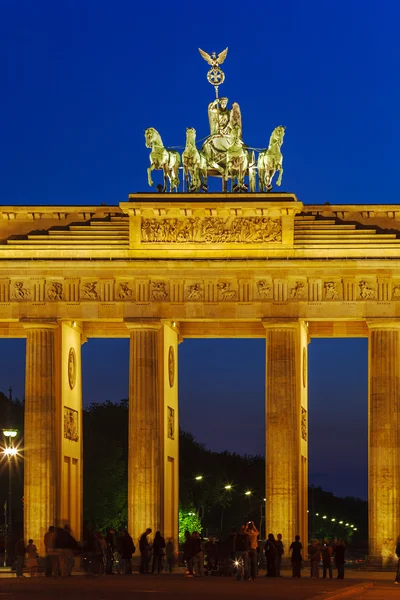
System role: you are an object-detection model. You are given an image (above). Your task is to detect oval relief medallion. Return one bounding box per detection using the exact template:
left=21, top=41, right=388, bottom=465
left=168, top=346, right=175, bottom=388
left=302, top=347, right=307, bottom=388
left=68, top=347, right=76, bottom=390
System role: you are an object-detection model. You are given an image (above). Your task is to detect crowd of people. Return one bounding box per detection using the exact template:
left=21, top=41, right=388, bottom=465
left=12, top=521, right=347, bottom=581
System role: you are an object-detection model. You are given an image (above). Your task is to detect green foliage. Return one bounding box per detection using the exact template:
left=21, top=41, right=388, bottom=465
left=178, top=507, right=202, bottom=543
left=83, top=400, right=128, bottom=531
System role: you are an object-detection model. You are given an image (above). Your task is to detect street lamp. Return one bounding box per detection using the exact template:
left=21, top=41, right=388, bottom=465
left=245, top=490, right=252, bottom=496
left=3, top=428, right=18, bottom=567
left=224, top=484, right=232, bottom=490
left=194, top=475, right=203, bottom=481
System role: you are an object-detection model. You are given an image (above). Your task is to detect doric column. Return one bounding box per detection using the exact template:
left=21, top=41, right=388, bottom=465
left=23, top=321, right=58, bottom=555
left=368, top=321, right=400, bottom=565
left=127, top=321, right=162, bottom=542
left=264, top=320, right=308, bottom=549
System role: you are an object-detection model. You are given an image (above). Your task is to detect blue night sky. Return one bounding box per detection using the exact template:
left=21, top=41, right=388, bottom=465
left=1, top=0, right=398, bottom=500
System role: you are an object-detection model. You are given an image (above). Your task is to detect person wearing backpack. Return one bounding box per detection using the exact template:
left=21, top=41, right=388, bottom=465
left=233, top=525, right=250, bottom=580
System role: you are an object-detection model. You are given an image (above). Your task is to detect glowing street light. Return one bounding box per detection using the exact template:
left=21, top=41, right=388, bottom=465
left=195, top=475, right=203, bottom=481
left=245, top=490, right=252, bottom=496
left=322, top=515, right=327, bottom=519
left=224, top=485, right=232, bottom=490
left=3, top=447, right=17, bottom=457
left=2, top=430, right=17, bottom=438
left=331, top=518, right=336, bottom=522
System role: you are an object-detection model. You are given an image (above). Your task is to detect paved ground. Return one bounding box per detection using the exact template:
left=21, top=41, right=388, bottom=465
left=0, top=573, right=375, bottom=600
left=349, top=583, right=400, bottom=599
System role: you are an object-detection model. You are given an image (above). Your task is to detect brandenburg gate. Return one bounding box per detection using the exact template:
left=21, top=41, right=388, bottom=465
left=1, top=193, right=399, bottom=564
left=3, top=46, right=399, bottom=566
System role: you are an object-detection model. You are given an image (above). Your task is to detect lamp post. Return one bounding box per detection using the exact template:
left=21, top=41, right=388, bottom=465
left=3, top=428, right=18, bottom=567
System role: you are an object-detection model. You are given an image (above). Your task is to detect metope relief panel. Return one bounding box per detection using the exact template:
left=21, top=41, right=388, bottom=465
left=289, top=280, right=307, bottom=300
left=10, top=280, right=30, bottom=301
left=255, top=279, right=273, bottom=300
left=0, top=279, right=10, bottom=302
left=392, top=282, right=400, bottom=300
left=185, top=282, right=205, bottom=301
left=151, top=281, right=169, bottom=301
left=46, top=281, right=64, bottom=301
left=65, top=279, right=80, bottom=302
left=357, top=278, right=377, bottom=300
left=81, top=281, right=100, bottom=301
left=140, top=216, right=282, bottom=244
left=217, top=281, right=237, bottom=301
left=115, top=281, right=135, bottom=300
left=323, top=281, right=342, bottom=300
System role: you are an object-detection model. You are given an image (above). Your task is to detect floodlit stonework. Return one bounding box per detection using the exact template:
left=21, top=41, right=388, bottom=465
left=1, top=191, right=400, bottom=563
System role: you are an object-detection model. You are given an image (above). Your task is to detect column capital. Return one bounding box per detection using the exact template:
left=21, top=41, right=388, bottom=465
left=366, top=319, right=400, bottom=331
left=20, top=318, right=58, bottom=330
left=262, top=318, right=306, bottom=331
left=124, top=318, right=162, bottom=331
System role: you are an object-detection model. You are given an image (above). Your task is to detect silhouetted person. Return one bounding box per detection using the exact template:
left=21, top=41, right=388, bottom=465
left=322, top=539, right=333, bottom=579
left=334, top=539, right=345, bottom=579
left=192, top=531, right=204, bottom=576
left=183, top=530, right=195, bottom=577
left=265, top=533, right=277, bottom=577
left=395, top=536, right=400, bottom=584
left=309, top=539, right=320, bottom=578
left=233, top=525, right=250, bottom=581
left=14, top=538, right=25, bottom=578
left=290, top=535, right=303, bottom=578
left=139, top=528, right=152, bottom=574
left=205, top=537, right=218, bottom=573
left=275, top=533, right=284, bottom=577
left=166, top=538, right=175, bottom=573
left=44, top=526, right=56, bottom=577
left=151, top=531, right=166, bottom=574
left=245, top=521, right=259, bottom=580
left=121, top=530, right=135, bottom=574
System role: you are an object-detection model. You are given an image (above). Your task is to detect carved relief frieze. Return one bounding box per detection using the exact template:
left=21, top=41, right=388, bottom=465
left=392, top=284, right=400, bottom=300
left=151, top=281, right=169, bottom=301
left=141, top=216, right=282, bottom=244
left=358, top=280, right=377, bottom=300
left=301, top=407, right=307, bottom=441
left=185, top=283, right=204, bottom=301
left=167, top=406, right=175, bottom=440
left=116, top=281, right=134, bottom=300
left=289, top=281, right=307, bottom=300
left=256, top=280, right=272, bottom=300
left=217, top=281, right=237, bottom=301
left=82, top=281, right=100, bottom=300
left=324, top=281, right=341, bottom=300
left=47, top=282, right=64, bottom=301
left=64, top=406, right=79, bottom=442
left=11, top=281, right=30, bottom=301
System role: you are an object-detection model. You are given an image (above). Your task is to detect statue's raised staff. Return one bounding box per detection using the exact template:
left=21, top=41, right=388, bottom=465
left=258, top=125, right=285, bottom=192
left=145, top=127, right=180, bottom=192
left=182, top=127, right=208, bottom=192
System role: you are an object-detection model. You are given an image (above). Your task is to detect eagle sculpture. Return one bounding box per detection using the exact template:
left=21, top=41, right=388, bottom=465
left=198, top=47, right=228, bottom=69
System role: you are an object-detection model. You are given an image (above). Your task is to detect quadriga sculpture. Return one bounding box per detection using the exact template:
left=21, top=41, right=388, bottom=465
left=182, top=127, right=208, bottom=192
left=145, top=127, right=180, bottom=193
left=257, top=126, right=285, bottom=192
